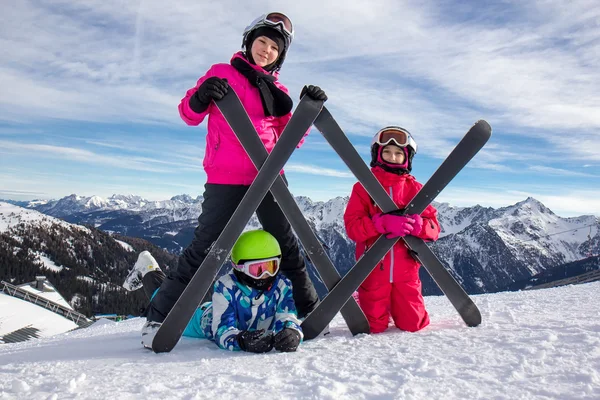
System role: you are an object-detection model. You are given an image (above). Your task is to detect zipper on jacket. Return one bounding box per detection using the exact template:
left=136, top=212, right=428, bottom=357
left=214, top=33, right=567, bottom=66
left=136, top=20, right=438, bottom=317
left=388, top=186, right=394, bottom=283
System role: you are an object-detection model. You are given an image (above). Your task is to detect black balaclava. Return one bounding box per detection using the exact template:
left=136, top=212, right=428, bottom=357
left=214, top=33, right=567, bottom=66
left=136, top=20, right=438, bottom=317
left=245, top=27, right=286, bottom=72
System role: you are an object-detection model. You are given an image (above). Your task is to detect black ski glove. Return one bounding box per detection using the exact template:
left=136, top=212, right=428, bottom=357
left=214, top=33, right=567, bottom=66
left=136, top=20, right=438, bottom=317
left=189, top=77, right=229, bottom=113
left=273, top=328, right=301, bottom=352
left=300, top=85, right=328, bottom=102
left=237, top=329, right=274, bottom=353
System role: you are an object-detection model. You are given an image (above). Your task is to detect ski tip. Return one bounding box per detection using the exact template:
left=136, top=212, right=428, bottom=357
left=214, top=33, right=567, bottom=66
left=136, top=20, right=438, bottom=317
left=151, top=344, right=172, bottom=354
left=461, top=303, right=483, bottom=327
left=467, top=319, right=482, bottom=328
left=474, top=120, right=492, bottom=134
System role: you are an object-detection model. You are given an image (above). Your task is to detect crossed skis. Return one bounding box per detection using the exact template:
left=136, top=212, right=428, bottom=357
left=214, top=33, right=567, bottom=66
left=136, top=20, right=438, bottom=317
left=152, top=90, right=491, bottom=353
left=303, top=111, right=491, bottom=339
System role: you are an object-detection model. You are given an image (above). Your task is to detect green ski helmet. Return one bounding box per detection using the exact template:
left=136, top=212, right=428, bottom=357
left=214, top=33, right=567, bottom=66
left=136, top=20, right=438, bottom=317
left=231, top=229, right=281, bottom=264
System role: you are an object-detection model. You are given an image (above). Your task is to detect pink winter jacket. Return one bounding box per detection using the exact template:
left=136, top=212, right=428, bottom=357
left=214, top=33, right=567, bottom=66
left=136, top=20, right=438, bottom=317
left=179, top=52, right=305, bottom=185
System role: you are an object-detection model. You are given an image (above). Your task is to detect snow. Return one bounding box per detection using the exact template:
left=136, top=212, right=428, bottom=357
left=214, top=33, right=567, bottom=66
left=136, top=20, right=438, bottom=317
left=435, top=203, right=475, bottom=237
left=76, top=276, right=95, bottom=285
left=16, top=282, right=73, bottom=310
left=115, top=239, right=134, bottom=252
left=1, top=283, right=599, bottom=399
left=489, top=199, right=598, bottom=265
left=0, top=202, right=90, bottom=234
left=37, top=253, right=64, bottom=272
left=84, top=195, right=109, bottom=209
left=25, top=200, right=49, bottom=207
left=0, top=294, right=78, bottom=339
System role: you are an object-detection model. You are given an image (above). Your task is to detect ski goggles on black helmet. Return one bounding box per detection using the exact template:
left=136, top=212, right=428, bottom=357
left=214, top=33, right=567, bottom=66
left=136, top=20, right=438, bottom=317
left=244, top=12, right=294, bottom=43
left=373, top=126, right=418, bottom=154
left=234, top=257, right=280, bottom=279
left=264, top=12, right=293, bottom=36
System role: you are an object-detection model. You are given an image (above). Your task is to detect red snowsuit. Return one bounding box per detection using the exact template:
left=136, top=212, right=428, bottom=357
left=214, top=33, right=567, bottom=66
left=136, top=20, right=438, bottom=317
left=344, top=166, right=441, bottom=333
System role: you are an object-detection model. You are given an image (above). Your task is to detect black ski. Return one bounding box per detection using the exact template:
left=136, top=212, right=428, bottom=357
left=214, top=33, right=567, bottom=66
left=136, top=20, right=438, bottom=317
left=301, top=108, right=491, bottom=339
left=215, top=91, right=370, bottom=336
left=151, top=94, right=324, bottom=353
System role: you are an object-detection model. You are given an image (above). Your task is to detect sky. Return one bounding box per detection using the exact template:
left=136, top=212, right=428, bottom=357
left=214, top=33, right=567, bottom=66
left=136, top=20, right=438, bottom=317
left=1, top=282, right=599, bottom=399
left=1, top=0, right=600, bottom=217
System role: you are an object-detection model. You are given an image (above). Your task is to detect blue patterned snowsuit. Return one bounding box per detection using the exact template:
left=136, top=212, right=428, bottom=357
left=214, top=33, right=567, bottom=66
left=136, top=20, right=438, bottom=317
left=181, top=271, right=303, bottom=351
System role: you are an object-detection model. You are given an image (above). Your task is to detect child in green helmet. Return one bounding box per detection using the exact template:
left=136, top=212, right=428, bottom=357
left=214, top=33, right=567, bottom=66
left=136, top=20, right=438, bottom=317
left=134, top=229, right=302, bottom=353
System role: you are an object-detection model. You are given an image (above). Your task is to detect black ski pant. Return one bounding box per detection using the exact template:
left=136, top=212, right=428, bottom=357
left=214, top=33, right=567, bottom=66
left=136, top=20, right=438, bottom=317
left=142, top=269, right=166, bottom=300
left=144, top=181, right=319, bottom=322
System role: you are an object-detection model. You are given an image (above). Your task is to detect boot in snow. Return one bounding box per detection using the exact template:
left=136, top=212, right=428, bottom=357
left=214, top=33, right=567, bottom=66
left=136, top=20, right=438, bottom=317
left=141, top=320, right=162, bottom=349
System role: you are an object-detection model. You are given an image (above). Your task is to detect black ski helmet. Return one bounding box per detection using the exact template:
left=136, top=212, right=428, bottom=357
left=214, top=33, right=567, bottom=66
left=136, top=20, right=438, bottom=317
left=242, top=12, right=294, bottom=72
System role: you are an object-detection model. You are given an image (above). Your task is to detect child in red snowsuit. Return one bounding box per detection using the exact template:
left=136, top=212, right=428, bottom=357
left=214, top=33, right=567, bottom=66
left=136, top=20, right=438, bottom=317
left=344, top=126, right=441, bottom=333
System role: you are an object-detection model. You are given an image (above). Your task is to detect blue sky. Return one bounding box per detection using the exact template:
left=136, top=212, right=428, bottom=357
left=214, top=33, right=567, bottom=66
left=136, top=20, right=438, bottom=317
left=1, top=0, right=599, bottom=217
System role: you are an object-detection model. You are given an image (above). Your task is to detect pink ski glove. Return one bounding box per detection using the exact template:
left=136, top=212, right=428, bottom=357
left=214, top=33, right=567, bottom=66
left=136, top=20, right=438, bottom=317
left=371, top=213, right=387, bottom=234
left=372, top=213, right=423, bottom=239
left=409, top=214, right=424, bottom=237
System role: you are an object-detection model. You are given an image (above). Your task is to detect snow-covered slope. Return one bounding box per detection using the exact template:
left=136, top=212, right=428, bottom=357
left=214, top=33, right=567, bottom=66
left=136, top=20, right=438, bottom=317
left=0, top=203, right=90, bottom=235
left=0, top=293, right=78, bottom=341
left=0, top=283, right=598, bottom=399
left=0, top=202, right=94, bottom=278
left=0, top=202, right=176, bottom=317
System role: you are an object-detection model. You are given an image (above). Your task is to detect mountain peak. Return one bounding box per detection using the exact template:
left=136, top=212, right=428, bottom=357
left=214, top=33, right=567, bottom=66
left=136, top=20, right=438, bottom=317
left=85, top=196, right=108, bottom=209
left=515, top=197, right=554, bottom=216
left=170, top=194, right=196, bottom=203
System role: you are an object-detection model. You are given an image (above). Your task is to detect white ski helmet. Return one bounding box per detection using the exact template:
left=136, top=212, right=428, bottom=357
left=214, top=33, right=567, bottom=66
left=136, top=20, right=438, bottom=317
left=370, top=126, right=418, bottom=174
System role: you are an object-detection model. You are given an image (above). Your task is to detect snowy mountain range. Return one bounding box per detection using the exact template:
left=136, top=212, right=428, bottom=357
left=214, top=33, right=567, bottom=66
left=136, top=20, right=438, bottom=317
left=6, top=193, right=599, bottom=295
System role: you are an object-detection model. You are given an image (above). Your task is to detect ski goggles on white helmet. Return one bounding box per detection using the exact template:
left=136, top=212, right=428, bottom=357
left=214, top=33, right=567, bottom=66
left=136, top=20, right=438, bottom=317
left=373, top=126, right=418, bottom=154
left=244, top=12, right=294, bottom=42
left=234, top=257, right=281, bottom=279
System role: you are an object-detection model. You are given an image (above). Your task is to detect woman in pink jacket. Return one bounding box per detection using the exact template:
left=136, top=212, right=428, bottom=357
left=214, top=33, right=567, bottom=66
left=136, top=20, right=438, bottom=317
left=140, top=12, right=327, bottom=346
left=344, top=127, right=441, bottom=334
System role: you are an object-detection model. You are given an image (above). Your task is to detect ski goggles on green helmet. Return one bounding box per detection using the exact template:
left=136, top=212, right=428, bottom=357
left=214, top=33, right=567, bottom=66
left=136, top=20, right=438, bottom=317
left=374, top=126, right=418, bottom=154
left=234, top=257, right=281, bottom=279
left=247, top=12, right=294, bottom=41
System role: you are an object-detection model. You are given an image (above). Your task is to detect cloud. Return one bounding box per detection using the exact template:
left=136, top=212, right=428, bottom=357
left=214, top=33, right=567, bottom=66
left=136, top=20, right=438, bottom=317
left=0, top=140, right=179, bottom=173
left=552, top=134, right=600, bottom=162
left=529, top=165, right=599, bottom=178
left=0, top=189, right=47, bottom=197
left=3, top=1, right=600, bottom=134
left=0, top=170, right=206, bottom=202
left=285, top=163, right=355, bottom=178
